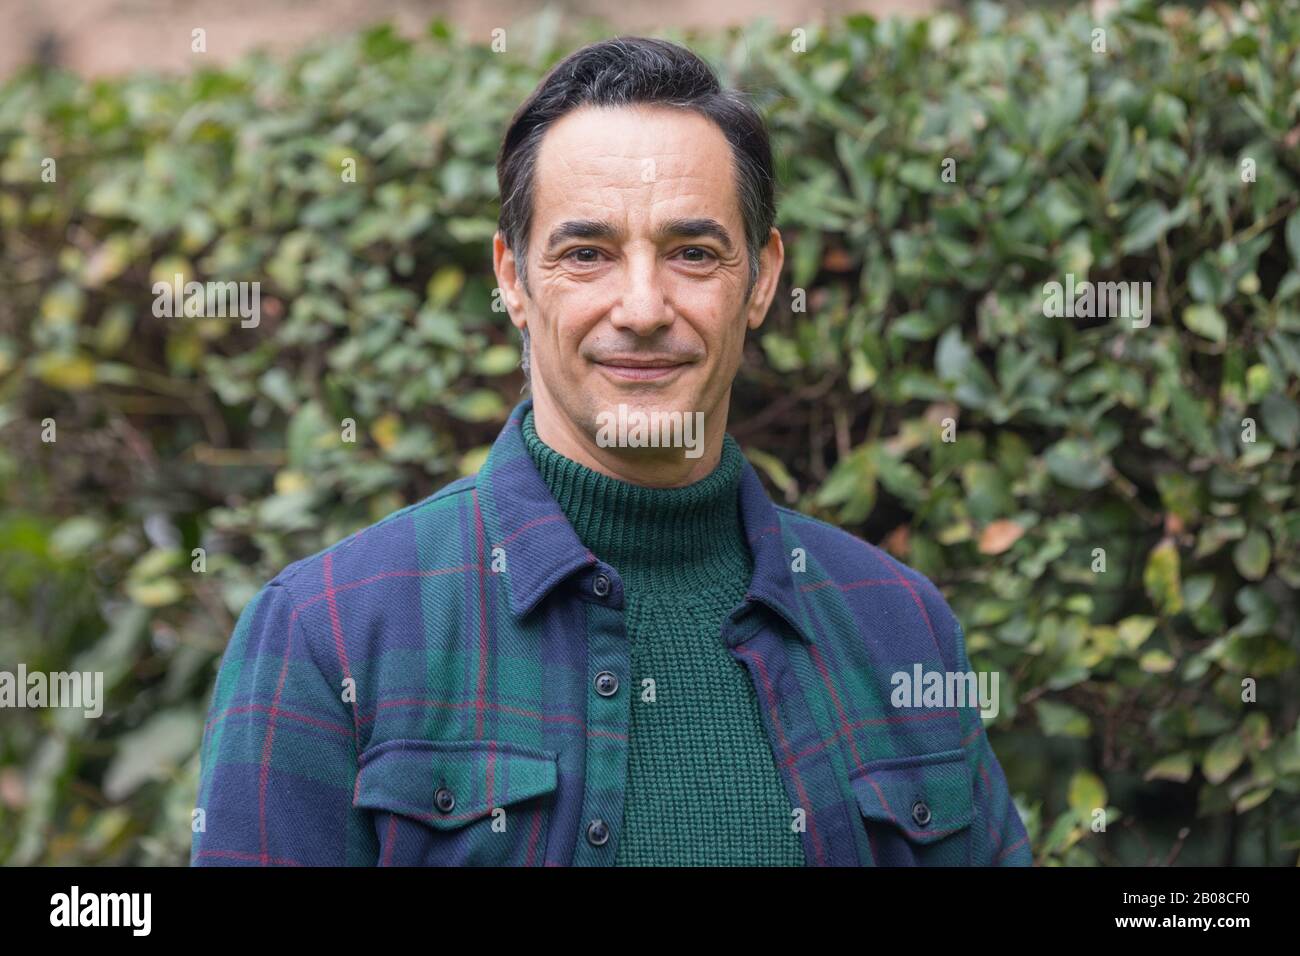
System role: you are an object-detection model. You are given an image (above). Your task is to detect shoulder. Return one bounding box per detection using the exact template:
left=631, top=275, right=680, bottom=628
left=262, top=473, right=481, bottom=612
left=773, top=504, right=943, bottom=599
left=774, top=504, right=961, bottom=653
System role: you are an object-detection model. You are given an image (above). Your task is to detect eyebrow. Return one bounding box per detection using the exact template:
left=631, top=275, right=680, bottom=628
left=543, top=217, right=735, bottom=256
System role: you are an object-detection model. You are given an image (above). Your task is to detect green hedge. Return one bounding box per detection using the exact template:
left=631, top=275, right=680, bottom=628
left=2, top=0, right=1298, bottom=865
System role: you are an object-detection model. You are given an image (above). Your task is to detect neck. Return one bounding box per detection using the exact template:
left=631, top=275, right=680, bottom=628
left=528, top=385, right=730, bottom=487
left=521, top=407, right=751, bottom=592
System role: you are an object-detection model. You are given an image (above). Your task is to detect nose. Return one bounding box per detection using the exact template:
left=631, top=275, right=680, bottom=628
left=608, top=249, right=673, bottom=337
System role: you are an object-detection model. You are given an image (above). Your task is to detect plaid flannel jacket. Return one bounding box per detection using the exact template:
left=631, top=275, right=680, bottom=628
left=192, top=397, right=1032, bottom=867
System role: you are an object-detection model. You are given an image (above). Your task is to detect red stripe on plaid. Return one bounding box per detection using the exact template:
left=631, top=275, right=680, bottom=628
left=586, top=727, right=630, bottom=742
left=996, top=832, right=1029, bottom=862
left=323, top=552, right=360, bottom=752
left=524, top=806, right=544, bottom=866
left=383, top=813, right=398, bottom=866
left=363, top=697, right=582, bottom=727
left=735, top=643, right=827, bottom=866
left=357, top=698, right=626, bottom=740
left=885, top=561, right=945, bottom=663
left=787, top=708, right=959, bottom=764
left=257, top=632, right=294, bottom=867
left=799, top=577, right=909, bottom=593
left=807, top=641, right=865, bottom=770
left=205, top=703, right=353, bottom=737
left=863, top=773, right=896, bottom=820
left=494, top=513, right=568, bottom=547
left=197, top=849, right=302, bottom=866
left=288, top=565, right=477, bottom=617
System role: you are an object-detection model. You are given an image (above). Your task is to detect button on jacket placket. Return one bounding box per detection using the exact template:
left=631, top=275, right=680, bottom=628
left=570, top=564, right=631, bottom=864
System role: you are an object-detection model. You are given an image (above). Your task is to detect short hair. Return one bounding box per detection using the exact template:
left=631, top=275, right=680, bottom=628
left=495, top=36, right=777, bottom=381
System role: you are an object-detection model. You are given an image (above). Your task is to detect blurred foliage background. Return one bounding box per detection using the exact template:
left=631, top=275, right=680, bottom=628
left=2, top=0, right=1299, bottom=866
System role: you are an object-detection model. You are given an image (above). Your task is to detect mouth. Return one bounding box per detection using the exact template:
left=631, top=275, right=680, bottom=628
left=593, top=357, right=691, bottom=382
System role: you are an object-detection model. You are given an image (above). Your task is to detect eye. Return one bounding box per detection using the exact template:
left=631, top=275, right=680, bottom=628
left=678, top=246, right=717, bottom=263
left=565, top=247, right=604, bottom=264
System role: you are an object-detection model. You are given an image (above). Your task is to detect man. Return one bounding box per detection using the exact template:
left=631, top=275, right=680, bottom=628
left=193, top=36, right=1031, bottom=867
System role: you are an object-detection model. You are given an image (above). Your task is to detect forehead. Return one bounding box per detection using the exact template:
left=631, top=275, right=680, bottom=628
left=531, top=104, right=739, bottom=226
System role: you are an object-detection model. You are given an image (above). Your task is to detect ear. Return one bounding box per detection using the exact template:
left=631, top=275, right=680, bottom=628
left=492, top=231, right=528, bottom=332
left=745, top=227, right=784, bottom=332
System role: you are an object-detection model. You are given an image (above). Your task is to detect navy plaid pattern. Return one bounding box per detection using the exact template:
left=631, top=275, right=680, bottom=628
left=192, top=397, right=1031, bottom=866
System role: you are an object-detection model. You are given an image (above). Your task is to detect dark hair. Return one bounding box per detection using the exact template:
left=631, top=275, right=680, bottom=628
left=497, top=37, right=777, bottom=376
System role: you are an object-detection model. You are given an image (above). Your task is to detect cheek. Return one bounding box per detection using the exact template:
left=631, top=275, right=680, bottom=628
left=539, top=291, right=604, bottom=359
left=543, top=308, right=598, bottom=369
left=693, top=296, right=749, bottom=359
left=718, top=322, right=748, bottom=371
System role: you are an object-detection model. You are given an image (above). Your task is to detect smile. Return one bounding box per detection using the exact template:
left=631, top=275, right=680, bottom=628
left=593, top=360, right=689, bottom=382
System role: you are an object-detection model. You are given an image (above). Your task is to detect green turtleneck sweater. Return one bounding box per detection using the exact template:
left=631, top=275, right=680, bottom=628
left=521, top=409, right=805, bottom=866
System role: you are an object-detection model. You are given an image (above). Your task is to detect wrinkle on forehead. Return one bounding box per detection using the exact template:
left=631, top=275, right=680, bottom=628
left=531, top=104, right=740, bottom=228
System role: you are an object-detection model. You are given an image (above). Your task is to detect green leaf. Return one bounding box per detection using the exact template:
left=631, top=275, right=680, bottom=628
left=1067, top=770, right=1107, bottom=818
left=1235, top=787, right=1273, bottom=813
left=1144, top=752, right=1193, bottom=783
left=1188, top=259, right=1228, bottom=304
left=103, top=709, right=204, bottom=801
left=1203, top=734, right=1245, bottom=785
left=815, top=446, right=877, bottom=524
left=1232, top=529, right=1271, bottom=581
left=1117, top=615, right=1158, bottom=652
left=1182, top=304, right=1226, bottom=343
left=426, top=266, right=464, bottom=307
left=126, top=578, right=183, bottom=608
left=1260, top=393, right=1300, bottom=448
left=1139, top=649, right=1176, bottom=674
left=1144, top=539, right=1184, bottom=614
left=1182, top=575, right=1215, bottom=612
left=934, top=326, right=973, bottom=382
left=1286, top=210, right=1300, bottom=267
left=447, top=389, right=506, bottom=423
left=1036, top=699, right=1092, bottom=738
left=473, top=344, right=520, bottom=377
left=1122, top=201, right=1176, bottom=254
left=1044, top=437, right=1110, bottom=490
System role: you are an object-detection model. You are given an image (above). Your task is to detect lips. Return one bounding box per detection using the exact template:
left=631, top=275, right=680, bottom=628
left=593, top=357, right=689, bottom=382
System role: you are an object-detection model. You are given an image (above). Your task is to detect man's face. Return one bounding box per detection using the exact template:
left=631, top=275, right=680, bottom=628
left=494, top=103, right=780, bottom=465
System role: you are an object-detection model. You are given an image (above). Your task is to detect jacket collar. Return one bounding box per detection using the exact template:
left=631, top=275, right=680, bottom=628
left=476, top=397, right=814, bottom=643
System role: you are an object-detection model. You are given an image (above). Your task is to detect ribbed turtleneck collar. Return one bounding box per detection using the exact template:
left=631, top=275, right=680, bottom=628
left=520, top=408, right=752, bottom=593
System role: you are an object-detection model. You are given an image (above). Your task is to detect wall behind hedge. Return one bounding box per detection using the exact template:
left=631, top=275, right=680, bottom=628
left=1, top=0, right=1298, bottom=865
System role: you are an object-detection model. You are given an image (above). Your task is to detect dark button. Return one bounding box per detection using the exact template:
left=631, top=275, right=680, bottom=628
left=592, top=573, right=611, bottom=597
left=911, top=800, right=931, bottom=827
left=594, top=671, right=619, bottom=697
left=434, top=787, right=455, bottom=813
left=586, top=818, right=610, bottom=846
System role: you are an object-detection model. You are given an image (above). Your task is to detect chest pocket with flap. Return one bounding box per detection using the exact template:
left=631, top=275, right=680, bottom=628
left=355, top=738, right=559, bottom=866
left=850, top=747, right=976, bottom=866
